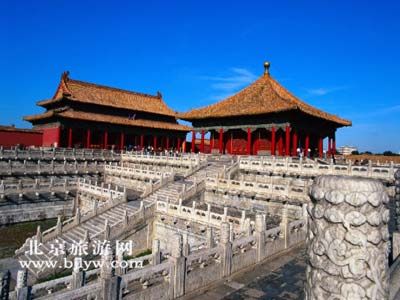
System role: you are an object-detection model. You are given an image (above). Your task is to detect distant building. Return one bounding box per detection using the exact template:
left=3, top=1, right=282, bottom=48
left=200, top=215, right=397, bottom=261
left=180, top=62, right=351, bottom=157
left=338, top=145, right=358, bottom=155
left=23, top=71, right=190, bottom=149
left=0, top=125, right=42, bottom=148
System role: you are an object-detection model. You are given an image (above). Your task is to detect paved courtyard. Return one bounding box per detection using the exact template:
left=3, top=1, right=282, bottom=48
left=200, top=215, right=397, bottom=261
left=187, top=245, right=306, bottom=300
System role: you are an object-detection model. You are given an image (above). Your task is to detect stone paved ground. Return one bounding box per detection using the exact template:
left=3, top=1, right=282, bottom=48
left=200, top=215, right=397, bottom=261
left=186, top=245, right=306, bottom=300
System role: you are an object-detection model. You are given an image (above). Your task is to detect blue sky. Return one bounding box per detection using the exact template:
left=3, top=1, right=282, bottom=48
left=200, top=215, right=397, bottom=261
left=1, top=0, right=399, bottom=153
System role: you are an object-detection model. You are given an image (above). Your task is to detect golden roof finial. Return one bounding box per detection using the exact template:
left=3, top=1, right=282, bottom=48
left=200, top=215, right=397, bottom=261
left=264, top=62, right=270, bottom=76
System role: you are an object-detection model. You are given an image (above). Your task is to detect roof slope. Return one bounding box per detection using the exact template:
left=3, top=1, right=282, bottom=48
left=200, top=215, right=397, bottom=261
left=179, top=64, right=351, bottom=126
left=23, top=110, right=190, bottom=132
left=37, top=72, right=177, bottom=117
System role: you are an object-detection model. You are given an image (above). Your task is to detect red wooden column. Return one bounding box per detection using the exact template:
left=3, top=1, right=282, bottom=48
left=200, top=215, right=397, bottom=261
left=68, top=128, right=73, bottom=148
left=120, top=133, right=125, bottom=150
left=332, top=132, right=336, bottom=155
left=166, top=136, right=170, bottom=151
left=328, top=137, right=332, bottom=157
left=292, top=131, right=298, bottom=156
left=86, top=129, right=91, bottom=149
left=319, top=136, right=323, bottom=158
left=285, top=126, right=290, bottom=156
left=177, top=137, right=181, bottom=152
left=304, top=134, right=310, bottom=157
left=191, top=130, right=196, bottom=152
left=104, top=131, right=108, bottom=149
left=219, top=128, right=224, bottom=154
left=278, top=133, right=283, bottom=156
left=140, top=135, right=144, bottom=150
left=153, top=136, right=157, bottom=151
left=247, top=128, right=252, bottom=155
left=271, top=126, right=276, bottom=156
left=200, top=130, right=205, bottom=153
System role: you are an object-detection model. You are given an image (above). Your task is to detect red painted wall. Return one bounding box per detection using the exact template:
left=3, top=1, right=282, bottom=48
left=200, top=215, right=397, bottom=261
left=42, top=126, right=60, bottom=147
left=0, top=131, right=42, bottom=148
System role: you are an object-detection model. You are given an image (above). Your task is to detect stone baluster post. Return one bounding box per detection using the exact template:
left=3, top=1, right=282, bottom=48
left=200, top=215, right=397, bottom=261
left=170, top=233, right=186, bottom=298
left=0, top=180, right=4, bottom=199
left=305, top=175, right=390, bottom=300
left=93, top=200, right=98, bottom=215
left=222, top=207, right=228, bottom=222
left=104, top=220, right=110, bottom=240
left=115, top=251, right=126, bottom=276
left=229, top=222, right=235, bottom=241
left=191, top=201, right=196, bottom=217
left=17, top=180, right=23, bottom=199
left=75, top=208, right=81, bottom=225
left=0, top=270, right=10, bottom=299
left=7, top=160, right=11, bottom=175
left=183, top=232, right=190, bottom=256
left=240, top=210, right=246, bottom=230
left=255, top=214, right=266, bottom=262
left=49, top=177, right=54, bottom=195
left=56, top=215, right=62, bottom=235
left=36, top=225, right=42, bottom=243
left=100, top=248, right=121, bottom=300
left=220, top=222, right=232, bottom=277
left=37, top=160, right=41, bottom=174
left=206, top=204, right=211, bottom=222
left=280, top=206, right=289, bottom=248
left=15, top=269, right=29, bottom=300
left=152, top=239, right=161, bottom=265
left=123, top=210, right=129, bottom=227
left=178, top=198, right=183, bottom=214
left=70, top=257, right=85, bottom=289
left=206, top=227, right=215, bottom=248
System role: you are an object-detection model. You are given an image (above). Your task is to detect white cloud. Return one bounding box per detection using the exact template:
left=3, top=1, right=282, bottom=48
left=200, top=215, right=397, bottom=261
left=304, top=86, right=349, bottom=96
left=201, top=68, right=257, bottom=92
left=199, top=68, right=257, bottom=102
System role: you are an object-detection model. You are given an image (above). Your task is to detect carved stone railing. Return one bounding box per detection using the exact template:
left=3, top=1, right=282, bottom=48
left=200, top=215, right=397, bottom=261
left=239, top=156, right=398, bottom=181
left=104, top=164, right=174, bottom=182
left=0, top=160, right=103, bottom=176
left=0, top=178, right=77, bottom=199
left=0, top=147, right=120, bottom=161
left=77, top=180, right=125, bottom=201
left=121, top=152, right=206, bottom=169
left=205, top=177, right=310, bottom=203
left=15, top=193, right=127, bottom=251
left=156, top=200, right=247, bottom=232
left=9, top=211, right=306, bottom=300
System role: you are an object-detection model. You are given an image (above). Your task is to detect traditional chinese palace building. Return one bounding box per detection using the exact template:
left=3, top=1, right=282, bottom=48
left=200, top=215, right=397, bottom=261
left=24, top=72, right=190, bottom=150
left=180, top=62, right=351, bottom=157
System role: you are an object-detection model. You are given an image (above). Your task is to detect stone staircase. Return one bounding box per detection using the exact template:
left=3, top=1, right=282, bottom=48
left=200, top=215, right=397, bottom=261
left=15, top=155, right=234, bottom=279
left=16, top=202, right=139, bottom=277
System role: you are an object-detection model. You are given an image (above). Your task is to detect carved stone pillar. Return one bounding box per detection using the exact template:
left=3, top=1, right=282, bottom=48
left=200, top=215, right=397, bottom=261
left=0, top=270, right=10, bottom=299
left=306, top=175, right=390, bottom=300
left=170, top=233, right=186, bottom=298
left=16, top=269, right=29, bottom=300
left=71, top=257, right=85, bottom=289
left=100, top=247, right=121, bottom=300
left=255, top=214, right=266, bottom=262
left=220, top=222, right=232, bottom=277
left=152, top=239, right=161, bottom=265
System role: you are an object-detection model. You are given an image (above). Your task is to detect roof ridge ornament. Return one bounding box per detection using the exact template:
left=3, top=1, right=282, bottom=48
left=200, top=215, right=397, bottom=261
left=61, top=71, right=70, bottom=82
left=157, top=91, right=162, bottom=99
left=264, top=62, right=270, bottom=76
